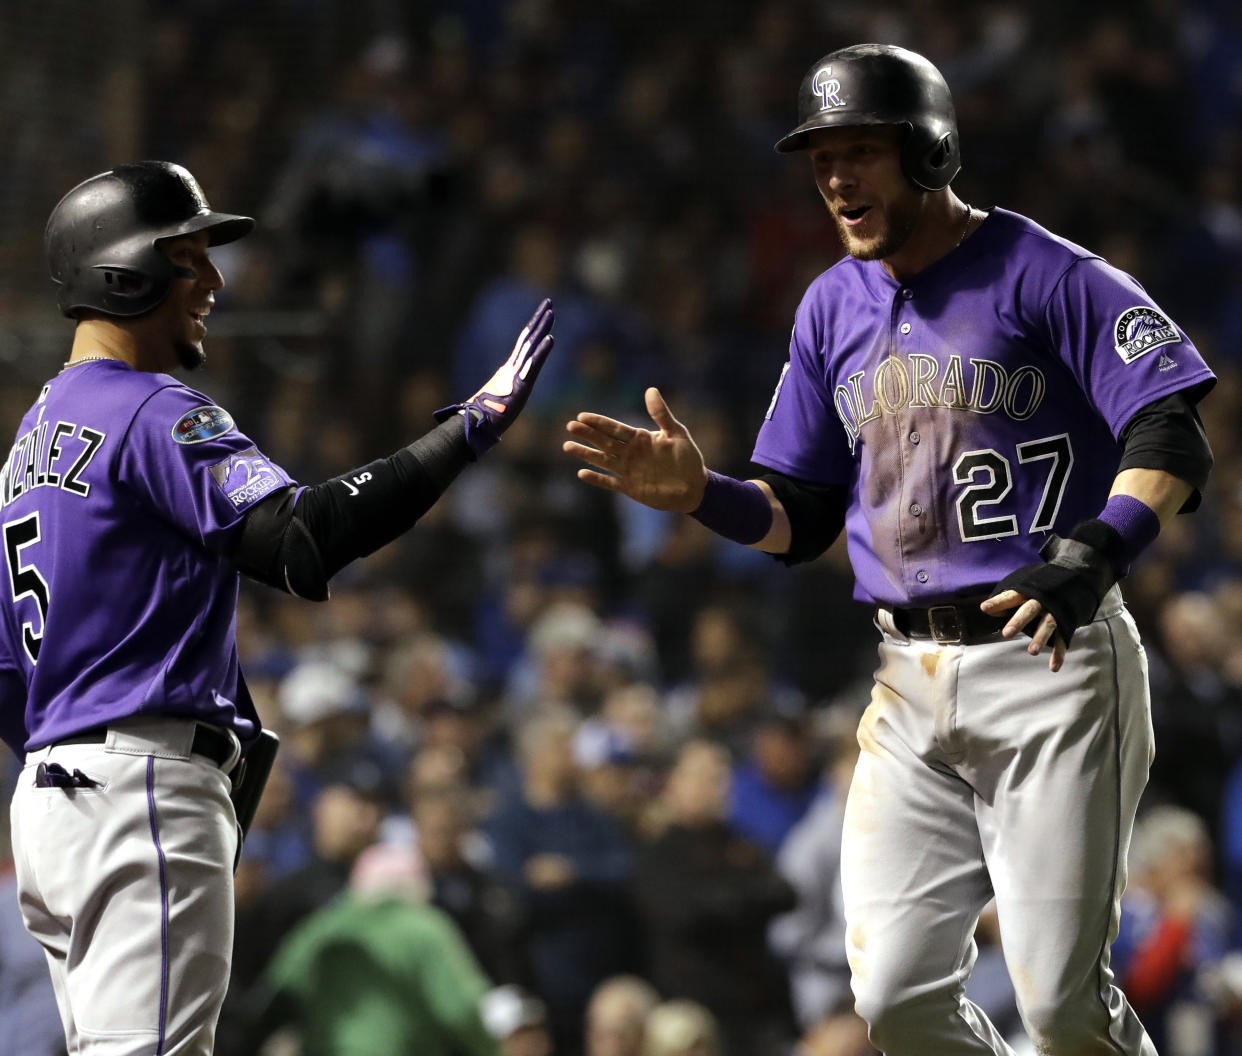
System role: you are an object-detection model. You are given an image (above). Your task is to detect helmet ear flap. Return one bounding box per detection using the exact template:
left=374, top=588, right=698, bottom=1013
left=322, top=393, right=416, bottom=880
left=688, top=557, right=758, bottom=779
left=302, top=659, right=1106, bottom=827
left=927, top=133, right=954, bottom=170
left=61, top=265, right=165, bottom=319
left=902, top=129, right=960, bottom=192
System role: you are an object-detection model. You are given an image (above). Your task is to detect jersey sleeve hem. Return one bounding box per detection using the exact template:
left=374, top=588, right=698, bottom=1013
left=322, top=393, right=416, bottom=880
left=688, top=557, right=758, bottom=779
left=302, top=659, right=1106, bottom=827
left=1103, top=370, right=1217, bottom=440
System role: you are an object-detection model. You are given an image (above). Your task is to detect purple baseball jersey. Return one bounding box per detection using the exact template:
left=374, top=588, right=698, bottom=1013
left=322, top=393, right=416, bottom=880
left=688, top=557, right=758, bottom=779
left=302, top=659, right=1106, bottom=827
left=0, top=360, right=294, bottom=754
left=753, top=208, right=1216, bottom=606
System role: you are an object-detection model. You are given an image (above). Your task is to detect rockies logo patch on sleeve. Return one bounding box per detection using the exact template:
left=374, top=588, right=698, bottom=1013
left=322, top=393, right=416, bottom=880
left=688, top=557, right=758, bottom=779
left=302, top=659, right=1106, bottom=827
left=1113, top=306, right=1181, bottom=364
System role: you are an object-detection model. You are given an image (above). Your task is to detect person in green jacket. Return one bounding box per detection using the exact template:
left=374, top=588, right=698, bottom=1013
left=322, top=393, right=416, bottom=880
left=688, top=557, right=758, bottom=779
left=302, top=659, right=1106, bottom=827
left=264, top=842, right=501, bottom=1056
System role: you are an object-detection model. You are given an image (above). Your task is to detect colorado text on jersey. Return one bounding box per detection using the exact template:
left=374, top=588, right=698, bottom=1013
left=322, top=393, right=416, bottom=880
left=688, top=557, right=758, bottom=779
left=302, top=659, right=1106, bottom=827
left=833, top=353, right=1045, bottom=451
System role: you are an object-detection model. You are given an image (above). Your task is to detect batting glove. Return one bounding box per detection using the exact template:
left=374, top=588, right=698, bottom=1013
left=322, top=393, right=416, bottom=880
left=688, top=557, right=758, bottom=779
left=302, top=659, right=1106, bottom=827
left=436, top=298, right=555, bottom=458
left=992, top=519, right=1124, bottom=647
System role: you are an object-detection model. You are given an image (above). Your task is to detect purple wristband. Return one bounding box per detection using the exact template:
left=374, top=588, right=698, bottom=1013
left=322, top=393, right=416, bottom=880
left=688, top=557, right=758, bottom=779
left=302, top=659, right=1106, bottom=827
left=689, top=471, right=773, bottom=545
left=1098, top=494, right=1161, bottom=568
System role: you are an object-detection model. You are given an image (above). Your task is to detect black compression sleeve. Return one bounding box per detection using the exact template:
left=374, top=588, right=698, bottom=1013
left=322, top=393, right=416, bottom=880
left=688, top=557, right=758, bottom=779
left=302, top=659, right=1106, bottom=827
left=751, top=466, right=848, bottom=566
left=296, top=415, right=473, bottom=576
left=231, top=416, right=473, bottom=596
left=1117, top=391, right=1213, bottom=512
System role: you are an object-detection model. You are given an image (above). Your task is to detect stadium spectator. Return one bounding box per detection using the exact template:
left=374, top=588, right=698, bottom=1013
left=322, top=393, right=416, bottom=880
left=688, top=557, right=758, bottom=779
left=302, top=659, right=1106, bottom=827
left=664, top=605, right=775, bottom=757
left=454, top=222, right=611, bottom=416
left=485, top=708, right=638, bottom=1052
left=1222, top=760, right=1242, bottom=949
left=585, top=975, right=660, bottom=1056
left=635, top=740, right=796, bottom=1056
left=480, top=984, right=556, bottom=1056
left=1148, top=592, right=1241, bottom=832
left=577, top=716, right=659, bottom=822
left=372, top=631, right=479, bottom=754
left=412, top=783, right=530, bottom=987
left=258, top=842, right=499, bottom=1055
left=728, top=698, right=822, bottom=856
left=641, top=999, right=722, bottom=1056
left=230, top=756, right=388, bottom=1009
left=767, top=706, right=859, bottom=1031
left=1113, top=805, right=1236, bottom=1052
left=277, top=657, right=403, bottom=810
left=507, top=600, right=609, bottom=718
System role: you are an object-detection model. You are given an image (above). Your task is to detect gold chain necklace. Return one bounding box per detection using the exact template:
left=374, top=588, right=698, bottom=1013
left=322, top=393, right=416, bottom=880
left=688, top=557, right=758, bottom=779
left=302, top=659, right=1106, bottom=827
left=956, top=203, right=975, bottom=248
left=61, top=355, right=116, bottom=370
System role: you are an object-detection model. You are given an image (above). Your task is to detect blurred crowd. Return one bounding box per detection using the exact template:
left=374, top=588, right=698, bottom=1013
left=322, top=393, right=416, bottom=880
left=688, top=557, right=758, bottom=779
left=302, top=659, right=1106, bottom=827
left=2, top=0, right=1242, bottom=1053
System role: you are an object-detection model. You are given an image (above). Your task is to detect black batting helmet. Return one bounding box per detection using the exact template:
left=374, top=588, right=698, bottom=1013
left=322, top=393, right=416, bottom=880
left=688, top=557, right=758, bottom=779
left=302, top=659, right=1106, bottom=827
left=775, top=44, right=960, bottom=191
left=45, top=161, right=254, bottom=319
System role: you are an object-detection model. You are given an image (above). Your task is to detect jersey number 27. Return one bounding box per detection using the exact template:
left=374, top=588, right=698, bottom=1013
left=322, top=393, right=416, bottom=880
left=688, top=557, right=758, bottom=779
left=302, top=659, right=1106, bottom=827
left=953, top=433, right=1072, bottom=542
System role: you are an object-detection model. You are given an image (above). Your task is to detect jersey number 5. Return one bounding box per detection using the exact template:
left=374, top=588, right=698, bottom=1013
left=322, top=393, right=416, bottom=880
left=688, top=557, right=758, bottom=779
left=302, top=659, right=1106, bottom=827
left=953, top=434, right=1073, bottom=542
left=4, top=513, right=48, bottom=663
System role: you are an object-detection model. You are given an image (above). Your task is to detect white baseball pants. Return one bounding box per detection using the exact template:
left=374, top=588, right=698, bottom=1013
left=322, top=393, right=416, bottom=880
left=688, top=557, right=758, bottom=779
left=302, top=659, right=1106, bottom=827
left=842, top=588, right=1158, bottom=1055
left=10, top=719, right=240, bottom=1056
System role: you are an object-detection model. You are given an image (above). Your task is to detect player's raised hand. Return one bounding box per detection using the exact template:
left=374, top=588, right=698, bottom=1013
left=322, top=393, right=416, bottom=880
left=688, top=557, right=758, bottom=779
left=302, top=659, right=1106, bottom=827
left=564, top=387, right=708, bottom=512
left=436, top=298, right=555, bottom=457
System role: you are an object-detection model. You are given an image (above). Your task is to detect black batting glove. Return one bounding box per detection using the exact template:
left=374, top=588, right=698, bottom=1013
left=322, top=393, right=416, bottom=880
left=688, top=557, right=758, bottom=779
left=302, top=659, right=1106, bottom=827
left=992, top=519, right=1125, bottom=647
left=436, top=298, right=555, bottom=458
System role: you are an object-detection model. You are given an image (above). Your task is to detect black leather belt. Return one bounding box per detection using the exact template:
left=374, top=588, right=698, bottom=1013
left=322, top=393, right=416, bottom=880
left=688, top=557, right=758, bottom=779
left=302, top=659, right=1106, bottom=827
left=54, top=723, right=237, bottom=769
left=879, top=600, right=1009, bottom=645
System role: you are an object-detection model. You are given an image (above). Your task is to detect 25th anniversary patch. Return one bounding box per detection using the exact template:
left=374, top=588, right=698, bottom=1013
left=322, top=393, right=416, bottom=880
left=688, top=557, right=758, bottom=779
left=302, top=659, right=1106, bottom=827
left=209, top=447, right=281, bottom=508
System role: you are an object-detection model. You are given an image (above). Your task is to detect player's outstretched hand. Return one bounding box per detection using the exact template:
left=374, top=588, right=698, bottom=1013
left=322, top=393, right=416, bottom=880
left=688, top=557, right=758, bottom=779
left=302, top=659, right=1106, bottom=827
left=436, top=298, right=555, bottom=457
left=564, top=387, right=708, bottom=512
left=980, top=589, right=1067, bottom=672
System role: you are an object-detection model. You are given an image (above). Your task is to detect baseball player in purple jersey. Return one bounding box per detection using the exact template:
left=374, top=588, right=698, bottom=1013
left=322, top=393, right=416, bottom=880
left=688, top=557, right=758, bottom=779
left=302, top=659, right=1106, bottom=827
left=0, top=160, right=554, bottom=1055
left=564, top=45, right=1215, bottom=1055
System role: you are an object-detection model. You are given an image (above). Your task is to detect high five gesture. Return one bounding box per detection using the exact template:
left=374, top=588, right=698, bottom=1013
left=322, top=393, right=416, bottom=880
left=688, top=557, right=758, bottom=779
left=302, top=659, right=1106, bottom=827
left=564, top=388, right=708, bottom=513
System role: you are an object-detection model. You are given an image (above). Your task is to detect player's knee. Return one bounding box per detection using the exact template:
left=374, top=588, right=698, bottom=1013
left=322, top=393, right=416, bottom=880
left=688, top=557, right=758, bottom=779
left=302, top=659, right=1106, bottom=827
left=851, top=976, right=925, bottom=1049
left=1021, top=998, right=1110, bottom=1054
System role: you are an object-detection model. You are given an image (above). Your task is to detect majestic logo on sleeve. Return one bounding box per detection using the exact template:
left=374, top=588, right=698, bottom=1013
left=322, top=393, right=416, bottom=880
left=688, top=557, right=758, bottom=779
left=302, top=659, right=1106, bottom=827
left=812, top=66, right=844, bottom=110
left=172, top=405, right=234, bottom=444
left=1113, top=306, right=1181, bottom=364
left=209, top=447, right=281, bottom=508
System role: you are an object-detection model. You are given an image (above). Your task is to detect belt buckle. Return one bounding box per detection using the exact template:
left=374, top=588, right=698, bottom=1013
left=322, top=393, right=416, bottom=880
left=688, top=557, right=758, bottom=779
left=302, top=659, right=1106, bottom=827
left=927, top=605, right=963, bottom=644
